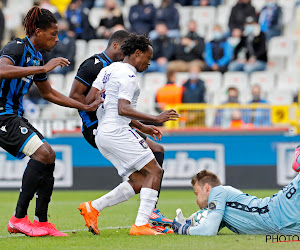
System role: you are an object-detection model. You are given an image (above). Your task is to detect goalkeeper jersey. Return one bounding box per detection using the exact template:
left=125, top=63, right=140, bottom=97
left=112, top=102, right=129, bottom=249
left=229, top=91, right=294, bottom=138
left=189, top=173, right=300, bottom=235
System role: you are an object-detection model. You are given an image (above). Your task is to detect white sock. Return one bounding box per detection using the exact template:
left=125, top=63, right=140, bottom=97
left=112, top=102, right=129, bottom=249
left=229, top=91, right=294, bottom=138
left=135, top=188, right=158, bottom=227
left=91, top=181, right=135, bottom=212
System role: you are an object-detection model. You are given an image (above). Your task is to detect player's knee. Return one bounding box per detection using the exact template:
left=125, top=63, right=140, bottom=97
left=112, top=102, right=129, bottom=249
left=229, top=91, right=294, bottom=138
left=153, top=143, right=165, bottom=154
left=33, top=145, right=52, bottom=164
left=48, top=147, right=56, bottom=163
left=152, top=164, right=163, bottom=179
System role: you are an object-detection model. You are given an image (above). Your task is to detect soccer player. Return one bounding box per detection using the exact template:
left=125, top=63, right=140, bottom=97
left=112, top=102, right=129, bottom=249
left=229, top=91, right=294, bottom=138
left=292, top=146, right=300, bottom=172
left=70, top=31, right=173, bottom=234
left=80, top=33, right=180, bottom=235
left=172, top=170, right=300, bottom=235
left=1, top=6, right=101, bottom=237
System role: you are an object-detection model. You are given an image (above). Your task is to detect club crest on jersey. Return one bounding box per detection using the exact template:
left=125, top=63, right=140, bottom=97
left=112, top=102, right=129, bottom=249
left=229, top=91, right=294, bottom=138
left=139, top=139, right=148, bottom=149
left=20, top=126, right=28, bottom=135
left=209, top=201, right=216, bottom=211
left=102, top=72, right=111, bottom=84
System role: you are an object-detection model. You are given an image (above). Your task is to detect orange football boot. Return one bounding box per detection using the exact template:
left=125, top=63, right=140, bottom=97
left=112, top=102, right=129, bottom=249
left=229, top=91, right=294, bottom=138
left=78, top=201, right=100, bottom=235
left=129, top=223, right=165, bottom=235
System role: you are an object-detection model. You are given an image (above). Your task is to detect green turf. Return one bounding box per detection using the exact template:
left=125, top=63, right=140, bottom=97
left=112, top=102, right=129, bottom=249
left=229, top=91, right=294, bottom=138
left=0, top=189, right=298, bottom=249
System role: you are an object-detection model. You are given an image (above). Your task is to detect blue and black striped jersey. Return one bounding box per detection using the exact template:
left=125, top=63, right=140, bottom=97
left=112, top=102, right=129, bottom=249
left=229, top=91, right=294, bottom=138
left=0, top=36, right=47, bottom=116
left=75, top=52, right=113, bottom=131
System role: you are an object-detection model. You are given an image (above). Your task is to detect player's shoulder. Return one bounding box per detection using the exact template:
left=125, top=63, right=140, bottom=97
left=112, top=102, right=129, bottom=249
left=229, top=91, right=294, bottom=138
left=1, top=38, right=25, bottom=53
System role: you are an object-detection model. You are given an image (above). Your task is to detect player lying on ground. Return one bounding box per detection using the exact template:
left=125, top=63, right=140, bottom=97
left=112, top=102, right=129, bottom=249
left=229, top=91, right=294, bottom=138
left=172, top=168, right=300, bottom=235
left=81, top=34, right=180, bottom=235
left=71, top=31, right=174, bottom=235
left=0, top=6, right=101, bottom=237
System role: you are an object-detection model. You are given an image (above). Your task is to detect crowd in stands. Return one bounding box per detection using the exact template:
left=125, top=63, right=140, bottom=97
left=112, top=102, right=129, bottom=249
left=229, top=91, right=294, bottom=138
left=0, top=0, right=298, bottom=128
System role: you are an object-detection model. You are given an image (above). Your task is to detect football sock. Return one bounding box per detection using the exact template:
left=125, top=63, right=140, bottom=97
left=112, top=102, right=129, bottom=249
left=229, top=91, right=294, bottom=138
left=135, top=188, right=158, bottom=226
left=35, top=163, right=55, bottom=222
left=153, top=151, right=165, bottom=208
left=15, top=159, right=45, bottom=219
left=91, top=181, right=135, bottom=212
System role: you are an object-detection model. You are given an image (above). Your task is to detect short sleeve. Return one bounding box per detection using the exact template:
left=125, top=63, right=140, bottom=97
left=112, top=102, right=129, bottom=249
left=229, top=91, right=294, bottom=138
left=0, top=39, right=24, bottom=65
left=207, top=186, right=228, bottom=216
left=92, top=70, right=104, bottom=91
left=75, top=57, right=104, bottom=88
left=118, top=75, right=137, bottom=102
left=33, top=60, right=47, bottom=82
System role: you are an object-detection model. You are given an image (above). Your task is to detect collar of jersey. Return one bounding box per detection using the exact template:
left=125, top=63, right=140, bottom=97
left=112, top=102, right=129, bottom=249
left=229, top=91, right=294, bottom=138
left=124, top=62, right=137, bottom=74
left=25, top=36, right=42, bottom=60
left=102, top=52, right=113, bottom=64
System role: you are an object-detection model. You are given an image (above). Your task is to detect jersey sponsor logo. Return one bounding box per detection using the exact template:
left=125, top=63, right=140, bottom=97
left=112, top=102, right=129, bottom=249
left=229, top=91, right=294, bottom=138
left=0, top=125, right=7, bottom=132
left=26, top=57, right=30, bottom=63
left=19, top=126, right=28, bottom=134
left=128, top=75, right=135, bottom=78
left=102, top=71, right=111, bottom=84
left=94, top=58, right=101, bottom=64
left=139, top=139, right=149, bottom=149
left=208, top=201, right=216, bottom=211
left=16, top=41, right=22, bottom=44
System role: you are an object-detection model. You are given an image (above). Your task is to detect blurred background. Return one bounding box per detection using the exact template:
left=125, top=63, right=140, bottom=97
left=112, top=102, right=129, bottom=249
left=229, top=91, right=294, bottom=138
left=0, top=0, right=299, bottom=191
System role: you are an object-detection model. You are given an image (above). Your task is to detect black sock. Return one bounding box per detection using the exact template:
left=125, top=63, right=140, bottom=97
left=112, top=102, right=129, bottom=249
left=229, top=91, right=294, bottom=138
left=15, top=159, right=45, bottom=219
left=153, top=152, right=165, bottom=208
left=35, top=163, right=55, bottom=222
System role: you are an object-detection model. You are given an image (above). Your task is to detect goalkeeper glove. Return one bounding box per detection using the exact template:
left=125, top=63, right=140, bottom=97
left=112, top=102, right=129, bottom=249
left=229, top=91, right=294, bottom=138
left=172, top=218, right=191, bottom=235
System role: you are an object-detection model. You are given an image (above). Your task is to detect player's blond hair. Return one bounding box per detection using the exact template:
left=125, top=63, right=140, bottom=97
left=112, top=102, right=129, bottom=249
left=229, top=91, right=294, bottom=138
left=191, top=170, right=221, bottom=187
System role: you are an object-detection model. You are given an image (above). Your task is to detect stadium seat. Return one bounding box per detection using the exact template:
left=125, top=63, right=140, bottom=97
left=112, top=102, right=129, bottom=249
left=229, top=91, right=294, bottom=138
left=223, top=72, right=248, bottom=92
left=75, top=39, right=87, bottom=61
left=278, top=0, right=296, bottom=8
left=249, top=72, right=275, bottom=93
left=143, top=73, right=166, bottom=92
left=192, top=7, right=216, bottom=27
left=287, top=54, right=300, bottom=72
left=124, top=0, right=138, bottom=8
left=216, top=5, right=231, bottom=32
left=137, top=89, right=158, bottom=114
left=3, top=8, right=22, bottom=31
left=122, top=6, right=130, bottom=30
left=64, top=71, right=77, bottom=95
left=251, top=0, right=266, bottom=11
left=6, top=0, right=34, bottom=15
left=268, top=36, right=293, bottom=58
left=88, top=8, right=105, bottom=29
left=48, top=74, right=65, bottom=93
left=282, top=7, right=294, bottom=25
left=276, top=71, right=299, bottom=94
left=225, top=0, right=239, bottom=7
left=267, top=90, right=293, bottom=104
left=86, top=39, right=108, bottom=58
left=199, top=72, right=222, bottom=92
left=178, top=6, right=193, bottom=36
left=267, top=57, right=286, bottom=72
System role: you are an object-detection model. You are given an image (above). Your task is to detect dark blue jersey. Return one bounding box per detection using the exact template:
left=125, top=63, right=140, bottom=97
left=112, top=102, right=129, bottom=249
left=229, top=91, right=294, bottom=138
left=0, top=36, right=47, bottom=117
left=75, top=52, right=113, bottom=131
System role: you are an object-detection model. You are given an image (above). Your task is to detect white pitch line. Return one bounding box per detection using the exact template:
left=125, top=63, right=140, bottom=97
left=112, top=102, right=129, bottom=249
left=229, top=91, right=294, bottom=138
left=0, top=226, right=131, bottom=239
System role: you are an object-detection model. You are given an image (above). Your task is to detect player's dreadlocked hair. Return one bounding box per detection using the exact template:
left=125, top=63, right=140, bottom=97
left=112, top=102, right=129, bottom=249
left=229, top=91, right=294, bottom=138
left=191, top=170, right=221, bottom=188
left=121, top=33, right=152, bottom=56
left=23, top=6, right=57, bottom=37
left=107, top=30, right=130, bottom=47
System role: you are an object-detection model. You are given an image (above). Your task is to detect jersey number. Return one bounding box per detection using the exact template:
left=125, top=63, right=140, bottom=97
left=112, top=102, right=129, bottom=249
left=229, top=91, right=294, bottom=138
left=286, top=187, right=296, bottom=199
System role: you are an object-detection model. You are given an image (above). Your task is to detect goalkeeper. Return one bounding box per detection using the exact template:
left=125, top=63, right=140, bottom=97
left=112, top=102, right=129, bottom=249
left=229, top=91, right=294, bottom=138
left=172, top=169, right=300, bottom=235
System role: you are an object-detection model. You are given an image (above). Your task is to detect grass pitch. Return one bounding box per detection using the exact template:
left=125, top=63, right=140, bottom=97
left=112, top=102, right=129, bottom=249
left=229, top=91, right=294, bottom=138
left=0, top=189, right=298, bottom=249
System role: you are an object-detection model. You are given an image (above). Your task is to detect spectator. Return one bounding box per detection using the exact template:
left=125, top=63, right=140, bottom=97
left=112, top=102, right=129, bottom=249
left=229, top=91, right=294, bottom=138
left=155, top=70, right=182, bottom=113
left=168, top=20, right=206, bottom=72
left=193, top=0, right=223, bottom=6
left=228, top=17, right=267, bottom=74
left=204, top=25, right=233, bottom=73
left=97, top=0, right=125, bottom=39
left=259, top=0, right=283, bottom=41
left=150, top=0, right=180, bottom=39
left=81, top=0, right=95, bottom=9
left=182, top=64, right=206, bottom=103
left=244, top=84, right=270, bottom=127
left=227, top=28, right=243, bottom=49
left=175, top=0, right=193, bottom=5
left=214, top=87, right=240, bottom=127
left=147, top=23, right=175, bottom=73
left=47, top=19, right=76, bottom=75
left=65, top=0, right=96, bottom=41
left=94, top=0, right=123, bottom=7
left=229, top=0, right=256, bottom=32
left=129, top=0, right=156, bottom=35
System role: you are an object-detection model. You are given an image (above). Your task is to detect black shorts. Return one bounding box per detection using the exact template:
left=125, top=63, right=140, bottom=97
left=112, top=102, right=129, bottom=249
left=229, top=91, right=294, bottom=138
left=82, top=122, right=98, bottom=148
left=0, top=114, right=44, bottom=159
left=82, top=123, right=148, bottom=149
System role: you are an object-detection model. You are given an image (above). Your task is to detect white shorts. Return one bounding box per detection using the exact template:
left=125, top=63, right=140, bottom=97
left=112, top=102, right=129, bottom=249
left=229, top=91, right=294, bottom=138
left=95, top=124, right=154, bottom=177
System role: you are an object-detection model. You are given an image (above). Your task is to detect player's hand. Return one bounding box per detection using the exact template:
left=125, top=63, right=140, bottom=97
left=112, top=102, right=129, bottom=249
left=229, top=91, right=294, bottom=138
left=140, top=125, right=163, bottom=141
left=172, top=218, right=191, bottom=235
left=83, top=89, right=104, bottom=112
left=175, top=208, right=186, bottom=224
left=155, top=109, right=180, bottom=123
left=43, top=57, right=70, bottom=73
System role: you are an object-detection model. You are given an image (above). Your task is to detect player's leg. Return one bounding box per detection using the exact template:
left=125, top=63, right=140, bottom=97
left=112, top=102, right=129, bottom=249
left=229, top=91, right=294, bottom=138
left=292, top=145, right=300, bottom=172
